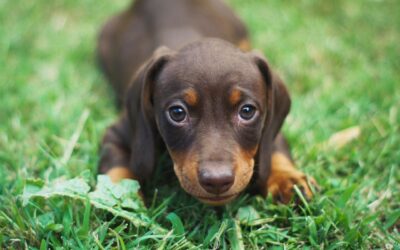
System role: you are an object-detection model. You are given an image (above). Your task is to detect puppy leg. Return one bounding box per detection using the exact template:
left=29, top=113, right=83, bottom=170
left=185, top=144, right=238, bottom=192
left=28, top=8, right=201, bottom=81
left=98, top=115, right=137, bottom=183
left=105, top=166, right=136, bottom=183
left=266, top=134, right=317, bottom=203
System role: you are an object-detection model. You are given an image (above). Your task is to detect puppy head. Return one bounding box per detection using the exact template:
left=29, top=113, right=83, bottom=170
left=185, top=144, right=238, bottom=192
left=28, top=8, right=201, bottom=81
left=127, top=39, right=290, bottom=205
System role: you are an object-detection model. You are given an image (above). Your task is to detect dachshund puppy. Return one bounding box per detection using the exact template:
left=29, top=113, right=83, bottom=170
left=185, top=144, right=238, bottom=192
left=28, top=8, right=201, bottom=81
left=97, top=0, right=316, bottom=205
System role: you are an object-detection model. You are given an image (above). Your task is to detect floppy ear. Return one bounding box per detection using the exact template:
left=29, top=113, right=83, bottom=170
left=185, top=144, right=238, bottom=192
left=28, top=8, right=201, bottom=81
left=251, top=52, right=292, bottom=187
left=125, top=46, right=175, bottom=182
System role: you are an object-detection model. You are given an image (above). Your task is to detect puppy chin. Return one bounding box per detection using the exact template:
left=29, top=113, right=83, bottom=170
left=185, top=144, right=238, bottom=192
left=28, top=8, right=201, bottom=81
left=196, top=194, right=238, bottom=206
left=177, top=180, right=240, bottom=206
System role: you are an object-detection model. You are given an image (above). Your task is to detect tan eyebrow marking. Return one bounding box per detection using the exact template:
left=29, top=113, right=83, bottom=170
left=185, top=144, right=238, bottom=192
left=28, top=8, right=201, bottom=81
left=229, top=89, right=242, bottom=106
left=184, top=88, right=198, bottom=106
left=238, top=39, right=251, bottom=52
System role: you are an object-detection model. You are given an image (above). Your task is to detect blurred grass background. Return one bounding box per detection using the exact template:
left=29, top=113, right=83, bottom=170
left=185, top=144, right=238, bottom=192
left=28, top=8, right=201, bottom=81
left=0, top=0, right=399, bottom=248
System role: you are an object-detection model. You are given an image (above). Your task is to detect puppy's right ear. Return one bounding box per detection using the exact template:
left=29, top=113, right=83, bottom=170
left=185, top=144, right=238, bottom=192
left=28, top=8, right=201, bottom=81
left=125, top=47, right=175, bottom=181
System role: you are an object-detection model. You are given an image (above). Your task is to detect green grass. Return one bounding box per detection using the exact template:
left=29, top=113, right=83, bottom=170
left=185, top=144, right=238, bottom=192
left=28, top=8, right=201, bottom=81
left=0, top=0, right=399, bottom=248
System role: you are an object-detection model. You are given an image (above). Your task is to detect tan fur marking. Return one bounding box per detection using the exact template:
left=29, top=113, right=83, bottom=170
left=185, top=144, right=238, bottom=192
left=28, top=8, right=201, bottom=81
left=229, top=89, right=242, bottom=106
left=271, top=152, right=294, bottom=170
left=232, top=147, right=256, bottom=195
left=184, top=88, right=198, bottom=106
left=169, top=150, right=201, bottom=196
left=238, top=39, right=251, bottom=52
left=170, top=147, right=255, bottom=205
left=106, top=166, right=136, bottom=183
left=267, top=152, right=316, bottom=203
left=240, top=146, right=258, bottom=162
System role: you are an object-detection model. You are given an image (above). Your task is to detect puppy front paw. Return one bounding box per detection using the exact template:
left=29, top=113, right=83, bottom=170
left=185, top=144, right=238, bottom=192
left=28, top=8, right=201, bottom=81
left=267, top=169, right=317, bottom=204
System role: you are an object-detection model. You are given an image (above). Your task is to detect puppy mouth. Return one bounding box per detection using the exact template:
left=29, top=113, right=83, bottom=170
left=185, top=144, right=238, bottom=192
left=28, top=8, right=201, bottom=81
left=195, top=193, right=239, bottom=205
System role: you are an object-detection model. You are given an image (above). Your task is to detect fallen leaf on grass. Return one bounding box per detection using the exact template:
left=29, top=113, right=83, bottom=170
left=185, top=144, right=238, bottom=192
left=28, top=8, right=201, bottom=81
left=20, top=172, right=197, bottom=248
left=236, top=205, right=260, bottom=224
left=326, top=126, right=361, bottom=149
left=21, top=173, right=147, bottom=226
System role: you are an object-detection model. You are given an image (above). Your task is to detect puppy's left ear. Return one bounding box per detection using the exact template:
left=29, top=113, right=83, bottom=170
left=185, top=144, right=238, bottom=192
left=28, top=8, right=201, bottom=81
left=250, top=51, right=292, bottom=189
left=125, top=46, right=175, bottom=182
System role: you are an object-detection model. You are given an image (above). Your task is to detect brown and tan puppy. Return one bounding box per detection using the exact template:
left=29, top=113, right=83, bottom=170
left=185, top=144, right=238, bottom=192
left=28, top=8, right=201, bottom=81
left=97, top=0, right=316, bottom=205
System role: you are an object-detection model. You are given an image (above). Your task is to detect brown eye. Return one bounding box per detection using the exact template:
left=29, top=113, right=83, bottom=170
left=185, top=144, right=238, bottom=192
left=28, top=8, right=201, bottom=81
left=239, top=104, right=256, bottom=120
left=168, top=105, right=187, bottom=122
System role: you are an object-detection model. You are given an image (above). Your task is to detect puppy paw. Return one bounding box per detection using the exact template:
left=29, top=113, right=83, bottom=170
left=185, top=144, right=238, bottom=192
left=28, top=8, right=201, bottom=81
left=267, top=169, right=318, bottom=204
left=106, top=166, right=144, bottom=200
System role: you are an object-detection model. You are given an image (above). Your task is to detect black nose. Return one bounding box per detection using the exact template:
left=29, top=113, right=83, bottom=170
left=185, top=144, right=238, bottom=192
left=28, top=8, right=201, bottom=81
left=199, top=168, right=234, bottom=195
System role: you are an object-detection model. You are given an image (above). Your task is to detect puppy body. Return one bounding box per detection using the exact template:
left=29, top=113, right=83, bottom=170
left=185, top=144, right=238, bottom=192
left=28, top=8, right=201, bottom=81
left=98, top=0, right=315, bottom=205
left=98, top=0, right=249, bottom=105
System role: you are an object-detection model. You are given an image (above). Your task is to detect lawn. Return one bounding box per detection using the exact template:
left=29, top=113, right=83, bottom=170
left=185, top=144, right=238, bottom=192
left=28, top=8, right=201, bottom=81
left=0, top=0, right=399, bottom=248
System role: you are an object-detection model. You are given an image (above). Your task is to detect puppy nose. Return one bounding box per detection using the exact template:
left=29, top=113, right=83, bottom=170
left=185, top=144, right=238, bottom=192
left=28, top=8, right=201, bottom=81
left=199, top=169, right=234, bottom=195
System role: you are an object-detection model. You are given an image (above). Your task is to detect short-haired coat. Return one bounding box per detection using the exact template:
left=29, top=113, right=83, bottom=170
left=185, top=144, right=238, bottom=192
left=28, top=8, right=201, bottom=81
left=97, top=0, right=316, bottom=205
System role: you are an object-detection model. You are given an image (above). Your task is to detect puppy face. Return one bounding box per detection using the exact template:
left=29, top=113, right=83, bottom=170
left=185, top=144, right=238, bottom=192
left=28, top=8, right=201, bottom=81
left=152, top=40, right=268, bottom=205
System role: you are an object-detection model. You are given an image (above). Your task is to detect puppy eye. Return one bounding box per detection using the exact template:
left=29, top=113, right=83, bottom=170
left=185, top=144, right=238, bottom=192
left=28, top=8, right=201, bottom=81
left=239, top=104, right=256, bottom=120
left=168, top=105, right=187, bottom=123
